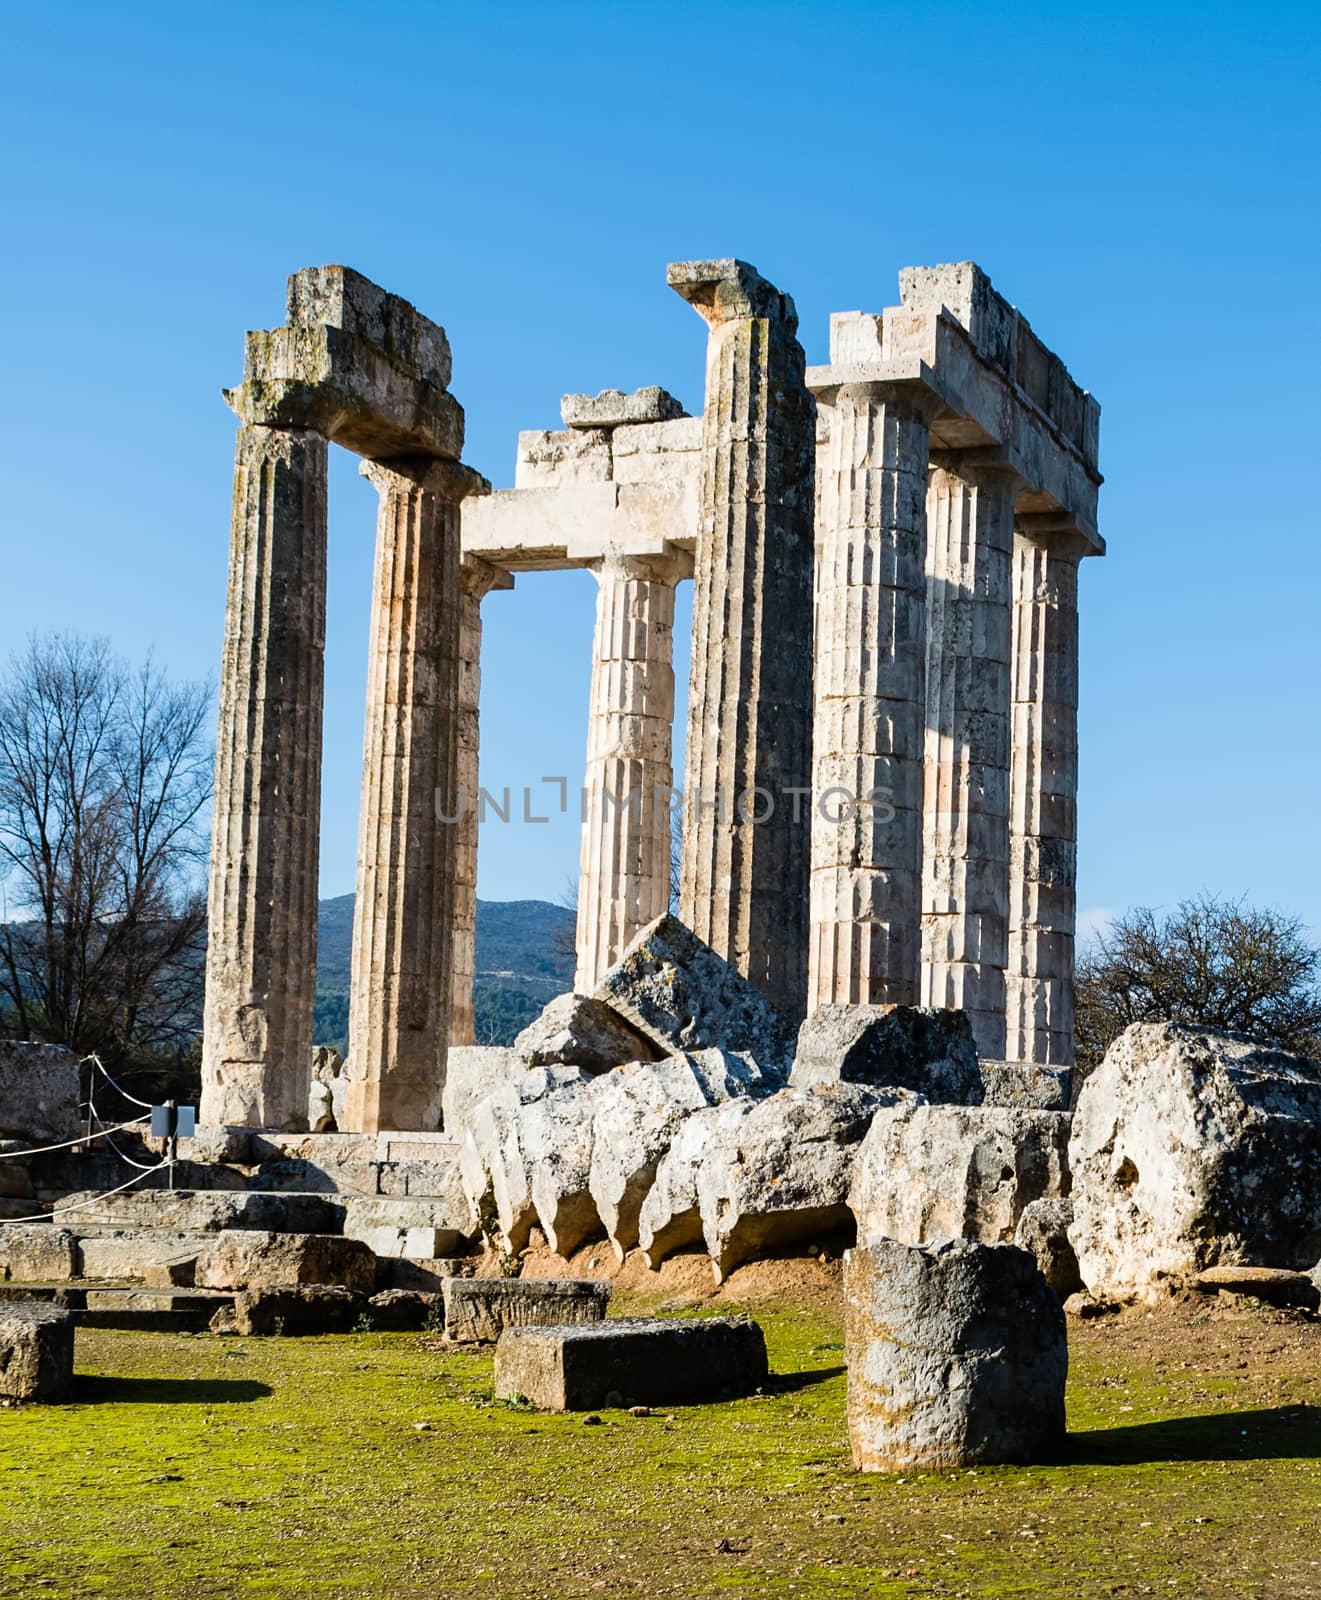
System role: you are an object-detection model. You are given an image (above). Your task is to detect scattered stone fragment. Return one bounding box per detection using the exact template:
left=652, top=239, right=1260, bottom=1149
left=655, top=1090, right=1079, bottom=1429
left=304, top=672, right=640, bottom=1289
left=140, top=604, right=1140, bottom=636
left=592, top=915, right=796, bottom=1079
left=1192, top=1266, right=1320, bottom=1311
left=194, top=1231, right=377, bottom=1294
left=442, top=1277, right=610, bottom=1344
left=792, top=1006, right=981, bottom=1103
left=1070, top=1022, right=1321, bottom=1300
left=850, top=1103, right=1071, bottom=1249
left=561, top=387, right=688, bottom=430
left=514, top=993, right=660, bottom=1074
left=1014, top=1198, right=1083, bottom=1298
left=494, top=1315, right=768, bottom=1411
left=0, top=1301, right=75, bottom=1402
left=230, top=1285, right=367, bottom=1336
left=368, top=1289, right=441, bottom=1331
left=844, top=1238, right=1067, bottom=1470
left=0, top=1225, right=79, bottom=1284
left=1063, top=1291, right=1117, bottom=1319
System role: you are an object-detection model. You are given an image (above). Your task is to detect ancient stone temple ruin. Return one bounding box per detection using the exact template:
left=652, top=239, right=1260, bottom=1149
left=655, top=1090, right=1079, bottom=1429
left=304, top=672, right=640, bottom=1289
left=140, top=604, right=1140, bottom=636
left=199, top=256, right=1103, bottom=1136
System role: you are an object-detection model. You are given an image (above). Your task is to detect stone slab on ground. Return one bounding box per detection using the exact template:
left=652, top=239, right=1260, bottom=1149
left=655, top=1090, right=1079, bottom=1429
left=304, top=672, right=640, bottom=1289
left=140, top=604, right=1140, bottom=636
left=78, top=1289, right=233, bottom=1332
left=1193, top=1266, right=1320, bottom=1310
left=792, top=1006, right=981, bottom=1103
left=443, top=1277, right=610, bottom=1344
left=194, top=1232, right=377, bottom=1293
left=0, top=1301, right=75, bottom=1401
left=0, top=1284, right=85, bottom=1308
left=228, top=1285, right=367, bottom=1336
left=592, top=915, right=795, bottom=1079
left=55, top=1189, right=344, bottom=1235
left=0, top=1043, right=81, bottom=1144
left=844, top=1238, right=1067, bottom=1471
left=388, top=1256, right=474, bottom=1293
left=74, top=1230, right=214, bottom=1286
left=367, top=1289, right=441, bottom=1331
left=0, top=1225, right=79, bottom=1283
left=494, top=1315, right=769, bottom=1411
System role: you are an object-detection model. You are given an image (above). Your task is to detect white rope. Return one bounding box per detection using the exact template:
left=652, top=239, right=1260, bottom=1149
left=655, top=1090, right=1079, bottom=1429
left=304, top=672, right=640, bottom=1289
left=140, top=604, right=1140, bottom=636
left=81, top=1054, right=155, bottom=1110
left=0, top=1115, right=151, bottom=1160
left=0, top=1160, right=170, bottom=1225
left=87, top=1109, right=165, bottom=1171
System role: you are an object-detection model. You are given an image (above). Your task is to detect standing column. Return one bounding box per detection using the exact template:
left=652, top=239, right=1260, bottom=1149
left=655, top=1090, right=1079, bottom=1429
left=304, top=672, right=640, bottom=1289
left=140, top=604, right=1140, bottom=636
left=575, top=548, right=687, bottom=992
left=668, top=258, right=816, bottom=1020
left=921, top=453, right=1021, bottom=1059
left=450, top=555, right=511, bottom=1046
left=345, top=456, right=482, bottom=1133
left=1006, top=521, right=1086, bottom=1066
left=808, top=381, right=939, bottom=1011
left=201, top=424, right=327, bottom=1130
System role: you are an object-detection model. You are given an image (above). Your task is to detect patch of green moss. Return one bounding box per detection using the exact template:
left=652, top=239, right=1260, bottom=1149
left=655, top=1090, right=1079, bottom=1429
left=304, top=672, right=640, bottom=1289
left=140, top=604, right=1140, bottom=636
left=0, top=1302, right=1316, bottom=1598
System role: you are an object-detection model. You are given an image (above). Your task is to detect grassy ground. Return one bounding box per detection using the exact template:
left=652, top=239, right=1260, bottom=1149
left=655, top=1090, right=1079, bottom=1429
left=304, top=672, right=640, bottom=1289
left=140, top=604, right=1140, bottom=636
left=0, top=1274, right=1317, bottom=1600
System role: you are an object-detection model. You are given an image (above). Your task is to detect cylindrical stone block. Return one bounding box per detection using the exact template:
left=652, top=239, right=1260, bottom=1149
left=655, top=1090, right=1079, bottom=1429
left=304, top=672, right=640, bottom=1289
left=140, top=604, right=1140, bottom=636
left=1006, top=528, right=1085, bottom=1067
left=920, top=456, right=1019, bottom=1058
left=575, top=551, right=683, bottom=992
left=844, top=1237, right=1067, bottom=1472
left=201, top=424, right=327, bottom=1131
left=672, top=261, right=816, bottom=1021
left=345, top=456, right=479, bottom=1132
left=809, top=383, right=936, bottom=1012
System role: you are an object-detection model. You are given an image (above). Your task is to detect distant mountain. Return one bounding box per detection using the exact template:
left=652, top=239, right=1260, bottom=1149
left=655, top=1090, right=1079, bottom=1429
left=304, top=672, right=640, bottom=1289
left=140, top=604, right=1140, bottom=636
left=313, top=895, right=575, bottom=1053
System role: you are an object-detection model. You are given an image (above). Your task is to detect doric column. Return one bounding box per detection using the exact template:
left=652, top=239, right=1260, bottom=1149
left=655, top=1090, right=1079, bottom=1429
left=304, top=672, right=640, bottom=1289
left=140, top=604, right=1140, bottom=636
left=920, top=452, right=1021, bottom=1058
left=668, top=258, right=816, bottom=1020
left=574, top=547, right=688, bottom=992
left=450, top=555, right=511, bottom=1046
left=345, top=456, right=484, bottom=1133
left=1006, top=520, right=1087, bottom=1066
left=201, top=424, right=327, bottom=1130
left=808, top=380, right=940, bottom=1011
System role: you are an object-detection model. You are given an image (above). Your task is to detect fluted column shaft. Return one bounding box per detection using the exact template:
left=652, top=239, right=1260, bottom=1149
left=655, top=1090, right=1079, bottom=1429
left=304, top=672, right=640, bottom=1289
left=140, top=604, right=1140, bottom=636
left=809, top=385, right=936, bottom=1011
left=450, top=556, right=508, bottom=1045
left=1006, top=526, right=1085, bottom=1065
left=920, top=454, right=1020, bottom=1058
left=201, top=424, right=327, bottom=1130
left=575, top=551, right=684, bottom=991
left=345, top=457, right=477, bottom=1132
left=674, top=266, right=816, bottom=1020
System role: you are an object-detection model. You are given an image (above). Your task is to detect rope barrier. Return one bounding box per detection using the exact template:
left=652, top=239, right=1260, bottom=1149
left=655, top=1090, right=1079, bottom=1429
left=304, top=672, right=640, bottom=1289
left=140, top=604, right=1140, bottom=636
left=0, top=1114, right=151, bottom=1160
left=80, top=1054, right=156, bottom=1110
left=0, top=1160, right=171, bottom=1225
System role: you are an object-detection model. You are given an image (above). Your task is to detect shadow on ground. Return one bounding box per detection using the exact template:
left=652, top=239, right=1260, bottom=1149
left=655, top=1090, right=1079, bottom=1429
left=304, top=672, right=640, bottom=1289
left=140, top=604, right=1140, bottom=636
left=767, top=1365, right=847, bottom=1395
left=1064, top=1404, right=1321, bottom=1465
left=72, top=1375, right=272, bottom=1406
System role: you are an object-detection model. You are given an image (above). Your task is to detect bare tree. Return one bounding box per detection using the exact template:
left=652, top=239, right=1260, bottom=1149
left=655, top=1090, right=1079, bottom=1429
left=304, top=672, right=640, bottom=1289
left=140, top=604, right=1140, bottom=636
left=0, top=635, right=212, bottom=1087
left=1074, top=892, right=1321, bottom=1077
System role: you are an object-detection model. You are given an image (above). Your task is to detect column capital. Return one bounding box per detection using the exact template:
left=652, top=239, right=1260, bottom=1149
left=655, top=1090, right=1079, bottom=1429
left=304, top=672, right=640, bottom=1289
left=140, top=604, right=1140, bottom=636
left=667, top=258, right=797, bottom=329
left=361, top=454, right=491, bottom=502
left=929, top=446, right=1026, bottom=495
left=460, top=553, right=514, bottom=599
left=589, top=541, right=693, bottom=587
left=1014, top=513, right=1100, bottom=560
left=809, top=370, right=945, bottom=426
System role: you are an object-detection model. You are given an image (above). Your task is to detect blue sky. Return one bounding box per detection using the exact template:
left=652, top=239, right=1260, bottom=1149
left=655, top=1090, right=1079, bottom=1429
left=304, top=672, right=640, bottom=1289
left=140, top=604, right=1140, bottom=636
left=2, top=0, right=1318, bottom=939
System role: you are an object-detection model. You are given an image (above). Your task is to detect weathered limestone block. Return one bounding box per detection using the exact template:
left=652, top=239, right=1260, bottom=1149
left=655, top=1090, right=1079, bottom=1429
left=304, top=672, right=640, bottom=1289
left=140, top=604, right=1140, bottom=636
left=0, top=1043, right=81, bottom=1143
left=978, top=1060, right=1072, bottom=1110
left=456, top=1064, right=594, bottom=1255
left=844, top=1238, right=1067, bottom=1470
left=791, top=1005, right=981, bottom=1103
left=920, top=454, right=1019, bottom=1059
left=1005, top=524, right=1086, bottom=1068
left=0, top=1225, right=79, bottom=1283
left=1192, top=1265, right=1319, bottom=1311
left=76, top=1231, right=211, bottom=1285
left=194, top=1232, right=377, bottom=1294
left=849, top=1103, right=1071, bottom=1248
left=637, top=1098, right=757, bottom=1269
left=286, top=265, right=452, bottom=389
left=574, top=548, right=687, bottom=991
left=230, top=1285, right=366, bottom=1336
left=670, top=259, right=816, bottom=1020
left=451, top=558, right=513, bottom=1045
left=807, top=365, right=940, bottom=1010
left=588, top=1051, right=765, bottom=1258
left=368, top=1289, right=441, bottom=1330
left=340, top=1188, right=473, bottom=1259
left=593, top=914, right=796, bottom=1079
left=202, top=423, right=327, bottom=1131
left=56, top=1189, right=341, bottom=1235
left=561, top=387, right=688, bottom=430
left=442, top=1046, right=521, bottom=1137
left=0, top=1302, right=75, bottom=1402
left=514, top=993, right=659, bottom=1074
left=698, top=1085, right=898, bottom=1282
left=1069, top=1022, right=1321, bottom=1299
left=494, top=1315, right=768, bottom=1411
left=309, top=1046, right=347, bottom=1132
left=1014, top=1198, right=1083, bottom=1298
left=515, top=428, right=612, bottom=488
left=442, top=1277, right=610, bottom=1343
left=345, top=456, right=486, bottom=1133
